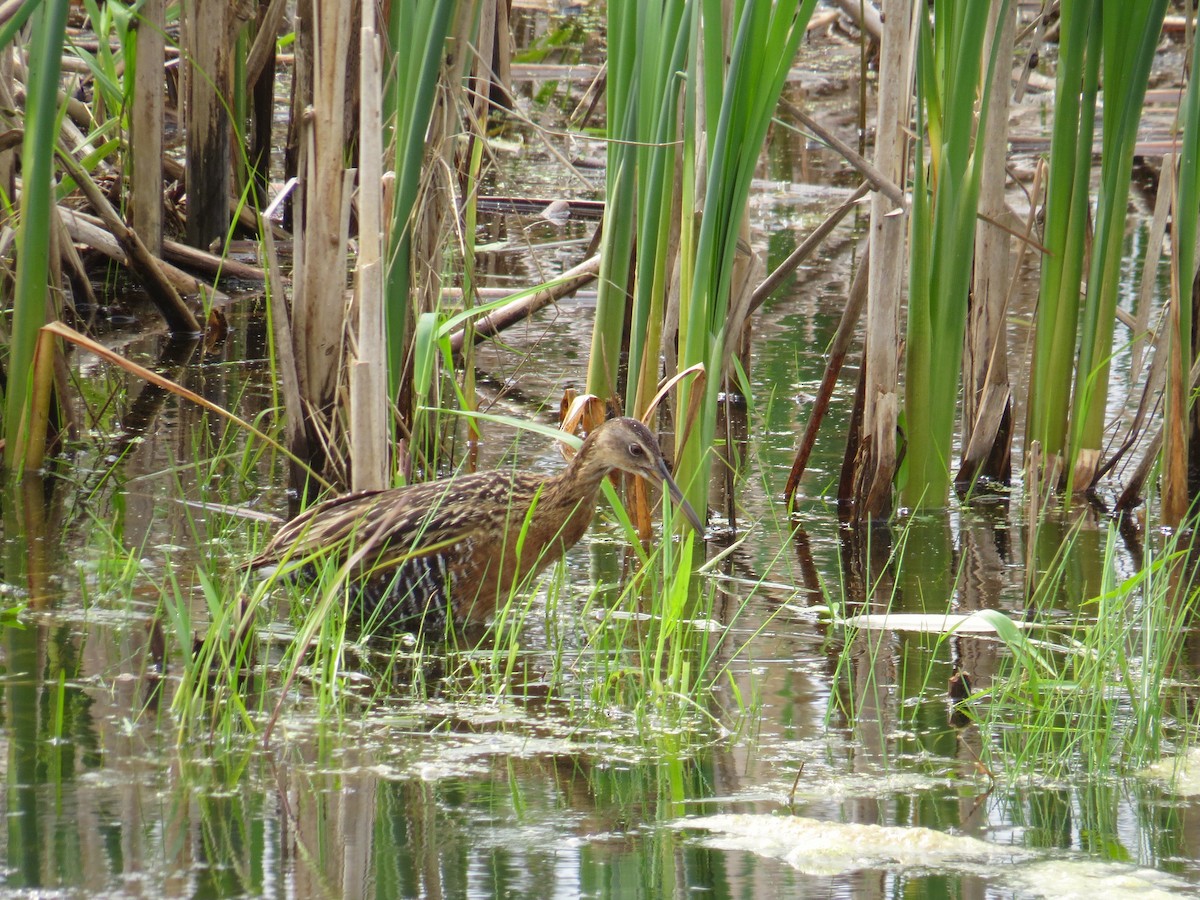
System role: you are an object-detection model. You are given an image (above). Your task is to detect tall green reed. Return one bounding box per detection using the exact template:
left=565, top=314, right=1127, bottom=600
left=674, top=0, right=817, bottom=519
left=586, top=0, right=643, bottom=403
left=588, top=0, right=692, bottom=415
left=589, top=0, right=817, bottom=521
left=626, top=4, right=691, bottom=420
left=1029, top=1, right=1168, bottom=494
left=902, top=0, right=1009, bottom=508
left=383, top=0, right=459, bottom=405
left=1067, top=1, right=1168, bottom=493
left=4, top=0, right=70, bottom=470
left=1027, top=0, right=1100, bottom=474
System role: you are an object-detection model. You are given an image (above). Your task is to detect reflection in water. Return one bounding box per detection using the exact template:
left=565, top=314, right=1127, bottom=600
left=5, top=287, right=1200, bottom=899
left=3, top=361, right=1200, bottom=897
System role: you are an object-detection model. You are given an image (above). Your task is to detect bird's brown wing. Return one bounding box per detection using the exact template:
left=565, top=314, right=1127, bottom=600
left=249, top=472, right=547, bottom=571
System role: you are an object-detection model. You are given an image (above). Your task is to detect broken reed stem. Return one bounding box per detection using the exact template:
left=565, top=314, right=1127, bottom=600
left=448, top=254, right=601, bottom=354
left=750, top=181, right=870, bottom=314
left=784, top=248, right=870, bottom=505
left=56, top=149, right=201, bottom=334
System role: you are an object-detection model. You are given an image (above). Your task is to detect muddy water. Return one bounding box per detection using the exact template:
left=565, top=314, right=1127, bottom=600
left=6, top=14, right=1200, bottom=900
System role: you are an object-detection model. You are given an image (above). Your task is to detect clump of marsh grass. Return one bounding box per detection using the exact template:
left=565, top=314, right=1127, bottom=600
left=823, top=505, right=1200, bottom=785
left=971, top=525, right=1200, bottom=780
left=153, top=400, right=752, bottom=759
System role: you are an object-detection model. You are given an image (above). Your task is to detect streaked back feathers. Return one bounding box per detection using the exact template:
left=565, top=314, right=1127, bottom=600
left=250, top=417, right=702, bottom=630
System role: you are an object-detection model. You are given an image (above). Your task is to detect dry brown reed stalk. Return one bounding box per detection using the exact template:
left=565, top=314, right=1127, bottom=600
left=832, top=0, right=883, bottom=41
left=778, top=101, right=902, bottom=206
left=351, top=0, right=389, bottom=493
left=960, top=2, right=1016, bottom=490
left=1095, top=249, right=1171, bottom=488
left=23, top=326, right=58, bottom=471
left=785, top=248, right=869, bottom=506
left=960, top=162, right=1049, bottom=494
left=246, top=0, right=287, bottom=88
left=57, top=150, right=201, bottom=333
left=183, top=0, right=232, bottom=249
left=292, top=0, right=353, bottom=482
left=49, top=205, right=98, bottom=309
left=41, top=320, right=330, bottom=489
left=447, top=255, right=602, bottom=354
left=160, top=241, right=265, bottom=283
left=750, top=182, right=870, bottom=314
left=57, top=208, right=211, bottom=298
left=848, top=0, right=914, bottom=521
left=1129, top=157, right=1174, bottom=385
left=129, top=0, right=164, bottom=256
left=261, top=183, right=310, bottom=488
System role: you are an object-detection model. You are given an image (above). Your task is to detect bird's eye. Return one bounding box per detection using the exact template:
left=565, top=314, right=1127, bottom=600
left=628, top=443, right=644, bottom=457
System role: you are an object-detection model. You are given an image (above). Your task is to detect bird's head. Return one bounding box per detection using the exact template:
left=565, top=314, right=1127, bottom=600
left=579, top=417, right=705, bottom=532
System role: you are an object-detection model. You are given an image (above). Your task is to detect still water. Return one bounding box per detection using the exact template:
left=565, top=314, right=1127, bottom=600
left=4, top=211, right=1199, bottom=898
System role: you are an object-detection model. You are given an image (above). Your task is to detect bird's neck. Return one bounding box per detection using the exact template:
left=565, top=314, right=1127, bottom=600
left=551, top=440, right=611, bottom=500
left=535, top=442, right=612, bottom=549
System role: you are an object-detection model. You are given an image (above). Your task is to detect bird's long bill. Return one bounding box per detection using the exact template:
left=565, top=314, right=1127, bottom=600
left=655, top=458, right=705, bottom=532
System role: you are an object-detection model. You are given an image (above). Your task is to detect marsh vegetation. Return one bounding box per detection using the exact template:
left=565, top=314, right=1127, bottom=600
left=2, top=0, right=1200, bottom=896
